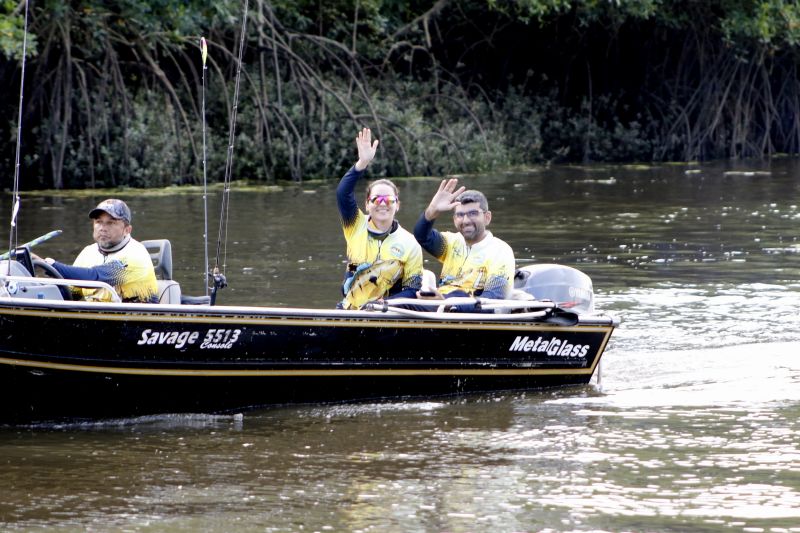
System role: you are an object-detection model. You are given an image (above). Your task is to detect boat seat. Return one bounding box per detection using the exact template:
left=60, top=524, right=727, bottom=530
left=142, top=239, right=173, bottom=281
left=142, top=239, right=181, bottom=304
left=156, top=279, right=182, bottom=305
left=141, top=239, right=211, bottom=305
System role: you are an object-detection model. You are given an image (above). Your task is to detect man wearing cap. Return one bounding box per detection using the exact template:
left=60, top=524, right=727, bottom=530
left=33, top=199, right=158, bottom=303
left=413, top=178, right=515, bottom=310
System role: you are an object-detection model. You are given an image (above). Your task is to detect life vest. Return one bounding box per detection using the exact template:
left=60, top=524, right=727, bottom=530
left=341, top=259, right=403, bottom=310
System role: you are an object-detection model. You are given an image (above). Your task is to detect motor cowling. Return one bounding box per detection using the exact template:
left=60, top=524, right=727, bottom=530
left=513, top=264, right=594, bottom=314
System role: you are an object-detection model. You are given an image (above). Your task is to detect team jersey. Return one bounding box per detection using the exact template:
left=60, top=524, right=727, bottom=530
left=415, top=215, right=515, bottom=299
left=337, top=167, right=423, bottom=307
left=54, top=238, right=158, bottom=303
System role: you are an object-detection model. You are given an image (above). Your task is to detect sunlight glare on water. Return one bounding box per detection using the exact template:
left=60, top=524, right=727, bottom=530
left=599, top=283, right=800, bottom=351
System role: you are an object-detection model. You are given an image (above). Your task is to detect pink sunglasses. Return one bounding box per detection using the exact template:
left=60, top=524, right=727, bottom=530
left=368, top=194, right=398, bottom=206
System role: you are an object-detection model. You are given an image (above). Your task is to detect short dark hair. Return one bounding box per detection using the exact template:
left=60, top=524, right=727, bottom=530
left=457, top=190, right=488, bottom=211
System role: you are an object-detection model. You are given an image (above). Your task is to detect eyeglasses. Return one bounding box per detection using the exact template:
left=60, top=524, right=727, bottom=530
left=454, top=209, right=483, bottom=220
left=368, top=194, right=398, bottom=206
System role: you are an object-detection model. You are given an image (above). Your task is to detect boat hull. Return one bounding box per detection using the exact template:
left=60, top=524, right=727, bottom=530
left=0, top=299, right=616, bottom=423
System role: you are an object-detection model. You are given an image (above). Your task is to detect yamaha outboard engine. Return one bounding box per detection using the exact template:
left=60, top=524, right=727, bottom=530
left=514, top=264, right=594, bottom=314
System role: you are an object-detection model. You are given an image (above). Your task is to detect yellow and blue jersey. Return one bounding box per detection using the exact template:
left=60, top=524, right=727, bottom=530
left=337, top=167, right=423, bottom=307
left=53, top=238, right=158, bottom=303
left=414, top=214, right=515, bottom=299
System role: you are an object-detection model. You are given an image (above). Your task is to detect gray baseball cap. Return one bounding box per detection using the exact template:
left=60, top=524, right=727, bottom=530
left=89, top=199, right=132, bottom=224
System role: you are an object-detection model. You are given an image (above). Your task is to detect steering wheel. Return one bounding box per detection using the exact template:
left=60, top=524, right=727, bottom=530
left=32, top=258, right=73, bottom=301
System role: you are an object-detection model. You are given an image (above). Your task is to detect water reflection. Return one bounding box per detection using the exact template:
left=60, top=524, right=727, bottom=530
left=3, top=388, right=800, bottom=530
left=2, top=160, right=800, bottom=531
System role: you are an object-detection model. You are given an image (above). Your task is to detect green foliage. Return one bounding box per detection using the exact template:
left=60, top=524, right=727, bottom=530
left=2, top=0, right=800, bottom=190
left=272, top=0, right=385, bottom=38
left=717, top=0, right=800, bottom=48
left=0, top=2, right=37, bottom=60
left=58, top=93, right=197, bottom=189
left=486, top=0, right=661, bottom=24
left=488, top=0, right=800, bottom=49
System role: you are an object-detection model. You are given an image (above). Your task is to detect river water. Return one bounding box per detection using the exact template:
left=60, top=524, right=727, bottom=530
left=2, top=160, right=800, bottom=531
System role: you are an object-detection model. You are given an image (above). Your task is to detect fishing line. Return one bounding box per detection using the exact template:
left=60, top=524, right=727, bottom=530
left=200, top=37, right=209, bottom=298
left=211, top=0, right=249, bottom=305
left=5, top=0, right=30, bottom=277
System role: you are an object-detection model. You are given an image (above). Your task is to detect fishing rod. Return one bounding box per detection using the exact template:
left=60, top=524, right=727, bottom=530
left=200, top=36, right=210, bottom=298
left=5, top=0, right=30, bottom=277
left=210, top=0, right=249, bottom=305
left=0, top=230, right=62, bottom=261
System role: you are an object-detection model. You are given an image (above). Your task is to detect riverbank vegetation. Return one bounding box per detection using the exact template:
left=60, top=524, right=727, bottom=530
left=1, top=0, right=799, bottom=189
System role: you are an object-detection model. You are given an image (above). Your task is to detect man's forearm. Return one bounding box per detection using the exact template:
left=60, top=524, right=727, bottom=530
left=52, top=260, right=125, bottom=284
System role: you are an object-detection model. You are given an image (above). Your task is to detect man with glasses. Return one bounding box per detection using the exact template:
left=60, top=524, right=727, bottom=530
left=413, top=178, right=515, bottom=309
left=336, top=128, right=423, bottom=309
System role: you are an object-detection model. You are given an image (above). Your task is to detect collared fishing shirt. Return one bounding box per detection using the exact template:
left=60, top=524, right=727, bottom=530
left=336, top=166, right=423, bottom=305
left=414, top=215, right=515, bottom=299
left=53, top=238, right=158, bottom=303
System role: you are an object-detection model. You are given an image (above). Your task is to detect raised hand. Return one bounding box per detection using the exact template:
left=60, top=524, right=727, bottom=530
left=354, top=128, right=379, bottom=171
left=424, top=178, right=466, bottom=220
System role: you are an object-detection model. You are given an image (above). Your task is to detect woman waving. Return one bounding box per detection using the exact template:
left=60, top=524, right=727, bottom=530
left=336, top=128, right=423, bottom=309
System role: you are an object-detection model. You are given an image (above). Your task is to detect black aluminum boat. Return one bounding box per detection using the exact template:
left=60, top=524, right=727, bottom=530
left=0, top=240, right=618, bottom=423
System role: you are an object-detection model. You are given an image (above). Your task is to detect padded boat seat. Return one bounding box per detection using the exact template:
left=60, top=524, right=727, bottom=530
left=141, top=239, right=210, bottom=305
left=142, top=239, right=173, bottom=281
left=142, top=239, right=181, bottom=304
left=156, top=279, right=182, bottom=305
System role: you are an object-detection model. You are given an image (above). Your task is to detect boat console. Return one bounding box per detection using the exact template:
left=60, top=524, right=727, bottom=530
left=0, top=258, right=67, bottom=300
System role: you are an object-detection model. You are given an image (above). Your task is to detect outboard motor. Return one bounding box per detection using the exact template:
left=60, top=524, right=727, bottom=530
left=514, top=264, right=594, bottom=314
